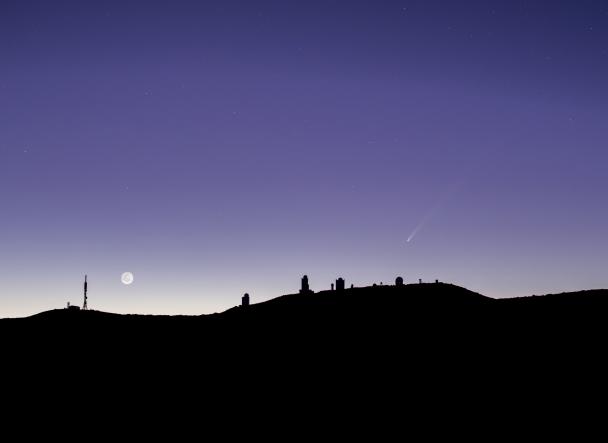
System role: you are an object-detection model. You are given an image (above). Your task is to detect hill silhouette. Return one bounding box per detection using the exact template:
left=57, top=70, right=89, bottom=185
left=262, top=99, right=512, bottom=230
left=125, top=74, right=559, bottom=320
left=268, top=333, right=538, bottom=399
left=3, top=282, right=608, bottom=355
left=3, top=281, right=607, bottom=429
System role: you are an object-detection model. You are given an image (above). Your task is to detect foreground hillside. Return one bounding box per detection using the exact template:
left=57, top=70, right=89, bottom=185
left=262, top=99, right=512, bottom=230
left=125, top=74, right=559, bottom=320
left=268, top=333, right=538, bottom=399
left=3, top=283, right=607, bottom=423
left=3, top=283, right=608, bottom=350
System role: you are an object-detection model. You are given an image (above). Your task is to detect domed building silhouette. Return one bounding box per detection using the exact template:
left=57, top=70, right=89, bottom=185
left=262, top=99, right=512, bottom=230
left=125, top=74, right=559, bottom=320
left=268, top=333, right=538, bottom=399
left=336, top=278, right=345, bottom=292
left=300, top=275, right=312, bottom=294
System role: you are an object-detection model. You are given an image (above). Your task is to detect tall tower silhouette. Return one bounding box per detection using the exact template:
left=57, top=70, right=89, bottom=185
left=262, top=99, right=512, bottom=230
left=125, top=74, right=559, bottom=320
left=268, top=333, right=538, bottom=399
left=300, top=275, right=311, bottom=294
left=83, top=275, right=88, bottom=310
left=336, top=278, right=345, bottom=292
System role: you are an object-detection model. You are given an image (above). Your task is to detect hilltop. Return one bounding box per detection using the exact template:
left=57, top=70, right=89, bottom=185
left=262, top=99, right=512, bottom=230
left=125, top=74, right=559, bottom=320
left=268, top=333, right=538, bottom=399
left=3, top=281, right=607, bottom=414
left=1, top=281, right=490, bottom=324
left=3, top=282, right=608, bottom=347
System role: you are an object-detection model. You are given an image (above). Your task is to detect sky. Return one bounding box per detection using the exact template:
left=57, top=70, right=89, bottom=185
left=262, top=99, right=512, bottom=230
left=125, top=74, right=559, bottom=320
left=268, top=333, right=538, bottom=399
left=1, top=0, right=608, bottom=317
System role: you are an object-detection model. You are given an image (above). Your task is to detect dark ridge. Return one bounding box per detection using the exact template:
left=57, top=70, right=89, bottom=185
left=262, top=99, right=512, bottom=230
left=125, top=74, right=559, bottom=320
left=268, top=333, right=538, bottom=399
left=499, top=288, right=608, bottom=303
left=4, top=283, right=608, bottom=345
left=3, top=282, right=607, bottom=417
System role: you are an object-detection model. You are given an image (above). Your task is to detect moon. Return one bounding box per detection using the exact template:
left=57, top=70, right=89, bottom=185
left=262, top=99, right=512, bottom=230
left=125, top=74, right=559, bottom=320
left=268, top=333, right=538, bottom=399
left=121, top=272, right=134, bottom=285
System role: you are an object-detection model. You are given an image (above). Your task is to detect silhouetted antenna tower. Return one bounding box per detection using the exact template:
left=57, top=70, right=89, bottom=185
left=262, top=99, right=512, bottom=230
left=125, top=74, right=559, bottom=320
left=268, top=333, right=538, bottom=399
left=83, top=275, right=88, bottom=310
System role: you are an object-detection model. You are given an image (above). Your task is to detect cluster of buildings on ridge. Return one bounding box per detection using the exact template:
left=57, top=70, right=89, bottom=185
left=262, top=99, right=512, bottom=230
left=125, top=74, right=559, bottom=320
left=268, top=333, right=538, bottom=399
left=241, top=274, right=441, bottom=307
left=65, top=274, right=442, bottom=311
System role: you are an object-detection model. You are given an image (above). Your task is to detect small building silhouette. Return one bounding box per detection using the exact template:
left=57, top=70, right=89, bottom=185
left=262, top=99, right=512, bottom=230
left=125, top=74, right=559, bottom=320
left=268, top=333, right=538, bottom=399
left=395, top=276, right=404, bottom=286
left=242, top=293, right=250, bottom=307
left=66, top=302, right=80, bottom=311
left=300, top=275, right=312, bottom=294
left=419, top=279, right=422, bottom=284
left=331, top=283, right=334, bottom=291
left=336, top=278, right=345, bottom=292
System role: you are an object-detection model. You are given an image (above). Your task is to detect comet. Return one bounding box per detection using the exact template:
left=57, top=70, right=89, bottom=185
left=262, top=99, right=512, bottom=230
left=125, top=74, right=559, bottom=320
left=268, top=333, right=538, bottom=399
left=406, top=213, right=432, bottom=243
left=406, top=192, right=451, bottom=243
left=407, top=222, right=424, bottom=243
left=406, top=183, right=464, bottom=244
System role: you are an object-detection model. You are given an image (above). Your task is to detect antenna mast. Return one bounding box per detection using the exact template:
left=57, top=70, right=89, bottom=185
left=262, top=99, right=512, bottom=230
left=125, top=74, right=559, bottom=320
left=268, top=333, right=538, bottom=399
left=83, top=275, right=88, bottom=310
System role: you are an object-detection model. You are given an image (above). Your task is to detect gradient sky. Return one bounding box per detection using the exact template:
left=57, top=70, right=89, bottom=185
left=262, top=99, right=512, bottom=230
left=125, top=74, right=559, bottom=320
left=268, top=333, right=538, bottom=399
left=2, top=0, right=607, bottom=317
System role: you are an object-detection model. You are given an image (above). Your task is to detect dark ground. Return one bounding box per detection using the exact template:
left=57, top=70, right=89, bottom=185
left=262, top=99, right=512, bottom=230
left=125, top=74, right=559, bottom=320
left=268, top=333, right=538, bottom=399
left=2, top=283, right=607, bottom=431
left=3, top=283, right=608, bottom=374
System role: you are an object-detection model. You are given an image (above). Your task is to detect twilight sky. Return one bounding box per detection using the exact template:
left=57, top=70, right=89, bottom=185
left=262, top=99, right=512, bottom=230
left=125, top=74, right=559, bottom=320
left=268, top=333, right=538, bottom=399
left=1, top=0, right=607, bottom=317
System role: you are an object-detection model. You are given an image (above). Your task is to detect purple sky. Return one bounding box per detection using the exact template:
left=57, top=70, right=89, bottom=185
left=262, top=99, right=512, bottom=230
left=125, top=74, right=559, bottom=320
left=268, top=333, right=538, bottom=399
left=1, top=1, right=608, bottom=317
